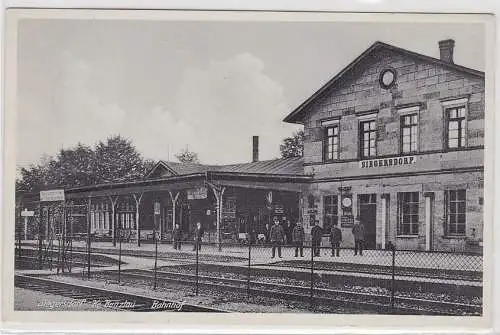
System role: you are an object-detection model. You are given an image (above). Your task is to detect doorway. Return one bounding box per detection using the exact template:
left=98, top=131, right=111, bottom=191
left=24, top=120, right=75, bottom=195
left=358, top=194, right=377, bottom=249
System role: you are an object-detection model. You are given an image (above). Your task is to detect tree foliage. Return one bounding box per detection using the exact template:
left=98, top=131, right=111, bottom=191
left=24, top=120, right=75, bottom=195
left=280, top=129, right=304, bottom=158
left=175, top=147, right=200, bottom=164
left=16, top=135, right=153, bottom=193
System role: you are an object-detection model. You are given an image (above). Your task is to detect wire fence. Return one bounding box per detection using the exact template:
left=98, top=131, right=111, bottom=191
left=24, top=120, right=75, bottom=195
left=15, top=236, right=483, bottom=315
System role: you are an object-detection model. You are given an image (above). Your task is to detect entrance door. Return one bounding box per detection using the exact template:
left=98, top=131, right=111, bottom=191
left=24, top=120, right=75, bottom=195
left=358, top=194, right=377, bottom=249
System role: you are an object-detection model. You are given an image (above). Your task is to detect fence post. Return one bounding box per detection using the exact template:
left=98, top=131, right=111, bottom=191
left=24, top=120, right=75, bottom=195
left=309, top=243, right=315, bottom=310
left=87, top=198, right=91, bottom=279
left=69, top=209, right=73, bottom=273
left=118, top=230, right=122, bottom=285
left=391, top=244, right=396, bottom=312
left=195, top=239, right=199, bottom=296
left=247, top=239, right=251, bottom=299
left=38, top=204, right=43, bottom=270
left=154, top=232, right=158, bottom=290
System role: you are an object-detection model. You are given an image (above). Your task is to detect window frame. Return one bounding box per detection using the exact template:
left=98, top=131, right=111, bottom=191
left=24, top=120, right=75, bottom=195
left=398, top=105, right=420, bottom=154
left=358, top=114, right=378, bottom=159
left=442, top=98, right=469, bottom=151
left=323, top=195, right=339, bottom=235
left=445, top=189, right=467, bottom=237
left=397, top=192, right=420, bottom=236
left=321, top=118, right=340, bottom=162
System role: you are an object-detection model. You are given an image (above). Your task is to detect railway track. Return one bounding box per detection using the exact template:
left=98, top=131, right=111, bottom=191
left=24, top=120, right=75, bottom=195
left=16, top=256, right=112, bottom=269
left=15, top=274, right=226, bottom=312
left=99, top=269, right=482, bottom=315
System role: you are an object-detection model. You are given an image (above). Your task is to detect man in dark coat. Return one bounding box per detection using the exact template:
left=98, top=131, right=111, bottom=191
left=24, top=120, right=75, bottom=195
left=292, top=221, right=305, bottom=257
left=352, top=219, right=365, bottom=256
left=269, top=217, right=285, bottom=258
left=264, top=223, right=271, bottom=245
left=311, top=221, right=323, bottom=257
left=193, top=222, right=204, bottom=251
left=173, top=223, right=182, bottom=250
left=329, top=223, right=342, bottom=257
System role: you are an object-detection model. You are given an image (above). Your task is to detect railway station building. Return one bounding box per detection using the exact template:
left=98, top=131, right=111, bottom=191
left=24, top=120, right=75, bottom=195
left=283, top=39, right=484, bottom=252
left=17, top=39, right=484, bottom=253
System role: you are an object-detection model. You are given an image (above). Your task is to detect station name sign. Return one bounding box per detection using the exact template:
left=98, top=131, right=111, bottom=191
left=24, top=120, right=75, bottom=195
left=187, top=187, right=208, bottom=200
left=40, top=189, right=65, bottom=202
left=359, top=155, right=416, bottom=169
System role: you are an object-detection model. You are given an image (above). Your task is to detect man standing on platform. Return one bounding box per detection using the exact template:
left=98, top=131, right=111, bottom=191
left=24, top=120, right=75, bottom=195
left=173, top=223, right=182, bottom=250
left=193, top=222, right=204, bottom=251
left=292, top=221, right=305, bottom=257
left=329, top=223, right=342, bottom=257
left=352, top=219, right=365, bottom=256
left=311, top=221, right=323, bottom=257
left=269, top=217, right=285, bottom=258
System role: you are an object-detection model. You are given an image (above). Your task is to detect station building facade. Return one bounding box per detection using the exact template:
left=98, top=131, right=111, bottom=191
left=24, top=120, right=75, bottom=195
left=284, top=40, right=485, bottom=252
left=17, top=155, right=308, bottom=246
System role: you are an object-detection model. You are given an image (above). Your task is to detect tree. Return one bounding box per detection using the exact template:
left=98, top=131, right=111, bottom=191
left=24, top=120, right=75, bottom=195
left=16, top=135, right=153, bottom=192
left=16, top=162, right=50, bottom=193
left=94, top=135, right=151, bottom=183
left=46, top=143, right=96, bottom=187
left=175, top=147, right=200, bottom=164
left=280, top=129, right=304, bottom=158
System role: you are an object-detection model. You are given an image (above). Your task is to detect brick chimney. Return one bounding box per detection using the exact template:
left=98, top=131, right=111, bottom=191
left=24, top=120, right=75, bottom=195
left=439, top=39, right=455, bottom=64
left=252, top=136, right=259, bottom=162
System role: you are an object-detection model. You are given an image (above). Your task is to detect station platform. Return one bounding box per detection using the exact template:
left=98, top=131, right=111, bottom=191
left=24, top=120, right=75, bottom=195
left=17, top=239, right=483, bottom=272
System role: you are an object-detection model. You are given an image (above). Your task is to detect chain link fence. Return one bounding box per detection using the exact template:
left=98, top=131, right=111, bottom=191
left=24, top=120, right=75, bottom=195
left=15, top=236, right=482, bottom=315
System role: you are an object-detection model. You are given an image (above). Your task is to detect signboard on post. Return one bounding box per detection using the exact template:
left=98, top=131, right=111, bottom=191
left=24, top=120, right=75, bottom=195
left=21, top=209, right=35, bottom=217
left=187, top=187, right=208, bottom=200
left=40, top=189, right=65, bottom=202
left=154, top=202, right=161, bottom=215
left=341, top=215, right=354, bottom=226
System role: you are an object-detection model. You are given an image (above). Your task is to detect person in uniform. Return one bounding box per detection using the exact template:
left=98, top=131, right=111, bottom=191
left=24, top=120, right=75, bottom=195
left=173, top=224, right=182, bottom=250
left=193, top=222, right=204, bottom=251
left=352, top=219, right=365, bottom=256
left=311, top=221, right=323, bottom=257
left=292, top=221, right=305, bottom=257
left=269, top=217, right=285, bottom=258
left=329, top=223, right=342, bottom=257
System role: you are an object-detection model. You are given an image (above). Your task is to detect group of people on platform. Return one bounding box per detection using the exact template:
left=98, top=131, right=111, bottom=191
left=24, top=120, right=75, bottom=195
left=267, top=216, right=365, bottom=258
left=170, top=216, right=366, bottom=258
left=172, top=221, right=204, bottom=251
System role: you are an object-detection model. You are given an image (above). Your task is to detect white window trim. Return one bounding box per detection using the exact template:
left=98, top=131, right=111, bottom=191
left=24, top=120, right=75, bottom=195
left=358, top=116, right=378, bottom=159
left=321, top=118, right=340, bottom=126
left=441, top=97, right=469, bottom=107
left=442, top=98, right=469, bottom=149
left=357, top=112, right=378, bottom=121
left=322, top=120, right=340, bottom=161
left=398, top=106, right=420, bottom=153
left=397, top=105, right=420, bottom=115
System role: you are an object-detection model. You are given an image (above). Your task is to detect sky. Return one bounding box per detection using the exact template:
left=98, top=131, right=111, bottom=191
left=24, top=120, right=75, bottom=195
left=16, top=18, right=485, bottom=168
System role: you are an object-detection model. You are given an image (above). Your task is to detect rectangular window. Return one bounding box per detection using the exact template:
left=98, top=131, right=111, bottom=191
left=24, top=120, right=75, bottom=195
left=323, top=125, right=339, bottom=161
left=323, top=195, right=338, bottom=234
left=90, top=209, right=96, bottom=231
left=397, top=192, right=419, bottom=235
left=446, top=106, right=466, bottom=149
left=359, top=120, right=377, bottom=158
left=401, top=114, right=418, bottom=153
left=445, top=190, right=466, bottom=236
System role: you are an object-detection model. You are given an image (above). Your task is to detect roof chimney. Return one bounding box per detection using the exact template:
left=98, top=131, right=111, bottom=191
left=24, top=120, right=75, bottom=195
left=252, top=136, right=259, bottom=162
left=439, top=39, right=455, bottom=63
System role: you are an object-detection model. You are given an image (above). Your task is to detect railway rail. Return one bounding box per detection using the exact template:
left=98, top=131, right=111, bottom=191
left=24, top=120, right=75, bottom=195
left=15, top=274, right=226, bottom=312
left=96, top=268, right=482, bottom=315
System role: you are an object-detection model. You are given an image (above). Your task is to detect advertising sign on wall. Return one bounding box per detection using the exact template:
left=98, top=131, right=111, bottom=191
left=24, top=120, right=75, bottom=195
left=187, top=187, right=208, bottom=200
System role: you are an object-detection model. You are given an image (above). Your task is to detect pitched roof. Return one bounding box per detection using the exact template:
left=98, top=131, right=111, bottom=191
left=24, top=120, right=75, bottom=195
left=283, top=41, right=485, bottom=124
left=146, top=156, right=305, bottom=178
